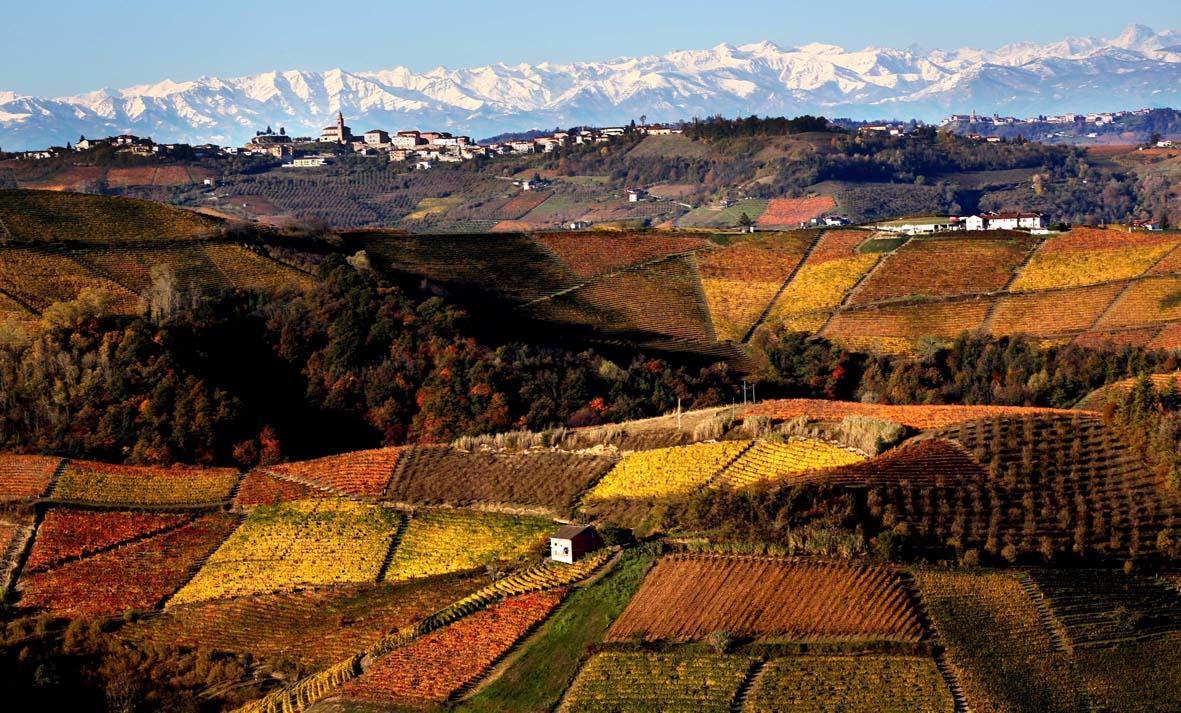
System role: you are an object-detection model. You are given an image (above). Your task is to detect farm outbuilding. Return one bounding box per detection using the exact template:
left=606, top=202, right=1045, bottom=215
left=550, top=524, right=601, bottom=564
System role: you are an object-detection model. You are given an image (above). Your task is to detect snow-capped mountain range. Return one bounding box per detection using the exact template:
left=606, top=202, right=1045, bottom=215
left=3, top=25, right=1181, bottom=151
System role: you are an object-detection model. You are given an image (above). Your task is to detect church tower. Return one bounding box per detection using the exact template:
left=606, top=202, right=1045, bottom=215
left=337, top=112, right=345, bottom=143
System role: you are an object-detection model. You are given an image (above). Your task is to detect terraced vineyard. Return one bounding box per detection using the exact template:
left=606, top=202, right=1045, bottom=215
left=583, top=441, right=749, bottom=503
left=849, top=234, right=1036, bottom=304
left=1150, top=321, right=1181, bottom=350
left=261, top=447, right=405, bottom=498
left=822, top=298, right=994, bottom=352
left=334, top=591, right=563, bottom=706
left=766, top=247, right=880, bottom=332
left=698, top=232, right=814, bottom=341
left=1095, top=275, right=1181, bottom=329
left=355, top=231, right=576, bottom=302
left=804, top=437, right=988, bottom=486
left=0, top=189, right=219, bottom=243
left=741, top=399, right=1076, bottom=430
left=1010, top=228, right=1179, bottom=292
left=233, top=471, right=336, bottom=507
left=561, top=652, right=754, bottom=713
left=1072, top=632, right=1181, bottom=712
left=712, top=438, right=866, bottom=489
left=18, top=512, right=240, bottom=618
left=757, top=195, right=837, bottom=228
left=986, top=282, right=1126, bottom=337
left=529, top=254, right=716, bottom=345
left=381, top=510, right=552, bottom=583
left=534, top=232, right=708, bottom=279
left=747, top=656, right=954, bottom=713
left=0, top=246, right=138, bottom=312
left=1029, top=569, right=1181, bottom=646
left=126, top=573, right=485, bottom=668
left=915, top=569, right=1089, bottom=713
left=51, top=460, right=239, bottom=507
left=171, top=499, right=401, bottom=605
left=24, top=509, right=192, bottom=573
left=386, top=446, right=617, bottom=511
left=607, top=555, right=927, bottom=642
left=0, top=454, right=61, bottom=502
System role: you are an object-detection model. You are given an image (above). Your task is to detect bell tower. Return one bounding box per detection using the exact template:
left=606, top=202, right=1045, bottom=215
left=337, top=112, right=345, bottom=143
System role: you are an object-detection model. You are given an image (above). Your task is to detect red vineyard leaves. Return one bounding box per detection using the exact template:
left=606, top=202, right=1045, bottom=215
left=25, top=509, right=192, bottom=573
left=757, top=196, right=837, bottom=227
left=261, top=447, right=406, bottom=498
left=19, top=513, right=239, bottom=618
left=233, top=471, right=335, bottom=507
left=337, top=590, right=563, bottom=704
left=0, top=454, right=61, bottom=502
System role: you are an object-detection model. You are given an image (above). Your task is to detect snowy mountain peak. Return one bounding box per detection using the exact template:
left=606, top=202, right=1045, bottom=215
left=2, top=25, right=1180, bottom=150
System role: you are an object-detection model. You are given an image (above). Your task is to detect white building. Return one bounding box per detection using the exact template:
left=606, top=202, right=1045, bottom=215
left=966, top=212, right=1045, bottom=231
left=876, top=216, right=962, bottom=235
left=391, top=134, right=426, bottom=150
left=549, top=525, right=600, bottom=564
left=289, top=156, right=330, bottom=168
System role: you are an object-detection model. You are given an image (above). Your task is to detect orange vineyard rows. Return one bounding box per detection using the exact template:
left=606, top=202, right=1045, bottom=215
left=607, top=555, right=926, bottom=642
left=261, top=447, right=405, bottom=497
left=337, top=590, right=563, bottom=705
left=24, top=509, right=192, bottom=573
left=0, top=454, right=61, bottom=502
left=535, top=232, right=708, bottom=279
left=757, top=195, right=836, bottom=227
left=19, top=513, right=240, bottom=618
left=741, top=398, right=1079, bottom=430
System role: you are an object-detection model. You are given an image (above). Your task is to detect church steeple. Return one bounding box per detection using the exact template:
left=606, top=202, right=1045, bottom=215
left=337, top=112, right=345, bottom=143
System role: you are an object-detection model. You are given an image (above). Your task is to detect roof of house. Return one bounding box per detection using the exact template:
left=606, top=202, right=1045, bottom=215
left=552, top=524, right=594, bottom=540
left=990, top=212, right=1041, bottom=219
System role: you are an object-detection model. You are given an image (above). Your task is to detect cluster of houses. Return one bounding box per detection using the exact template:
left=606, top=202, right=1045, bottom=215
left=13, top=134, right=224, bottom=161
left=941, top=109, right=1151, bottom=129
left=248, top=113, right=682, bottom=170
left=940, top=109, right=1169, bottom=142
left=877, top=212, right=1049, bottom=236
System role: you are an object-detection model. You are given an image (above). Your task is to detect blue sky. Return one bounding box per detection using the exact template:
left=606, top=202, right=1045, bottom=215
left=2, top=0, right=1178, bottom=96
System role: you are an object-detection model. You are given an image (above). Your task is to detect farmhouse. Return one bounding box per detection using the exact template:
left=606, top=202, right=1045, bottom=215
left=876, top=216, right=962, bottom=235
left=550, top=525, right=601, bottom=563
left=628, top=188, right=649, bottom=202
left=289, top=156, right=331, bottom=168
left=74, top=137, right=111, bottom=151
left=966, top=211, right=1045, bottom=231
left=1132, top=218, right=1162, bottom=231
